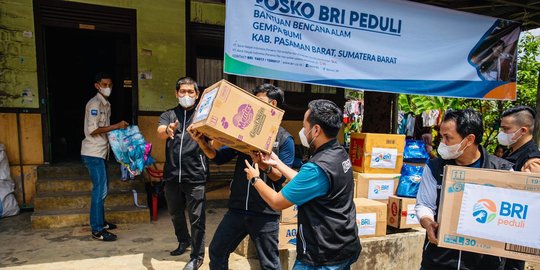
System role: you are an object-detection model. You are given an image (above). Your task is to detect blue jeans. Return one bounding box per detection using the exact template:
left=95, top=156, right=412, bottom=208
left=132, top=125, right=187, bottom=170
left=82, top=155, right=108, bottom=232
left=293, top=256, right=357, bottom=270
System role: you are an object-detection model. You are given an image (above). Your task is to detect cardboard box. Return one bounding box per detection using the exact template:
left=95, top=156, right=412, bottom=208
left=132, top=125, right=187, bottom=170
left=281, top=205, right=298, bottom=224
left=354, top=198, right=387, bottom=238
left=278, top=223, right=298, bottom=249
left=387, top=196, right=421, bottom=229
left=349, top=133, right=405, bottom=173
left=191, top=80, right=284, bottom=154
left=438, top=166, right=540, bottom=263
left=354, top=172, right=400, bottom=202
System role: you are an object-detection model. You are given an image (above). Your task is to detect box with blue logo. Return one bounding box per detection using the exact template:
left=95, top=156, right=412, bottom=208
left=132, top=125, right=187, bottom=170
left=437, top=166, right=540, bottom=263
left=354, top=198, right=387, bottom=238
left=387, top=195, right=421, bottom=229
left=278, top=223, right=298, bottom=250
left=354, top=172, right=401, bottom=202
left=349, top=133, right=405, bottom=174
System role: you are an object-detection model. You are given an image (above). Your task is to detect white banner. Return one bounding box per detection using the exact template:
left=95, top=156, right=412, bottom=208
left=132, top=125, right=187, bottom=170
left=368, top=180, right=395, bottom=200
left=457, top=184, right=540, bottom=249
left=224, top=0, right=520, bottom=100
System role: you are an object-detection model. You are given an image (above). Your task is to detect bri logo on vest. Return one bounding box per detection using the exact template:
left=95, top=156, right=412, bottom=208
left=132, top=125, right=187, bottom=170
left=472, top=198, right=528, bottom=228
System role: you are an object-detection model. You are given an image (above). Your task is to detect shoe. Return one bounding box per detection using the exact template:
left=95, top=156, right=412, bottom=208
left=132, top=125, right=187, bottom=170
left=92, top=229, right=117, bottom=241
left=170, top=242, right=190, bottom=256
left=183, top=258, right=203, bottom=270
left=103, top=221, right=117, bottom=230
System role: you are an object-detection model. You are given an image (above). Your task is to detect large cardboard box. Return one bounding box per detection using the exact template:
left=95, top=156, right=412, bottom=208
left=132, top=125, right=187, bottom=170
left=354, top=198, right=387, bottom=238
left=278, top=223, right=297, bottom=249
left=281, top=205, right=298, bottom=224
left=354, top=172, right=400, bottom=202
left=349, top=133, right=405, bottom=173
left=438, top=166, right=540, bottom=263
left=191, top=80, right=284, bottom=154
left=387, top=196, right=421, bottom=229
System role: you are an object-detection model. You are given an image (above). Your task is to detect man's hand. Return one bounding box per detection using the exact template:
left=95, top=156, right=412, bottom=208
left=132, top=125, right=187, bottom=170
left=244, top=160, right=260, bottom=180
left=115, top=120, right=129, bottom=129
left=187, top=125, right=206, bottom=144
left=166, top=120, right=179, bottom=139
left=420, top=217, right=439, bottom=244
left=260, top=151, right=280, bottom=168
left=249, top=151, right=269, bottom=171
left=523, top=158, right=540, bottom=173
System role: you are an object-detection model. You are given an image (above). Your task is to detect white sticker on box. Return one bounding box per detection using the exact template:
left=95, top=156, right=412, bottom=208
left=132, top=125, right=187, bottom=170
left=406, top=204, right=420, bottom=224
left=193, top=87, right=218, bottom=123
left=457, top=183, right=540, bottom=249
left=370, top=147, right=398, bottom=169
left=368, top=180, right=395, bottom=200
left=357, top=213, right=377, bottom=236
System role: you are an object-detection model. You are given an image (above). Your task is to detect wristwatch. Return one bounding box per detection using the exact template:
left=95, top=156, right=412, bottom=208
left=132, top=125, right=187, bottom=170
left=250, top=176, right=261, bottom=186
left=264, top=166, right=273, bottom=174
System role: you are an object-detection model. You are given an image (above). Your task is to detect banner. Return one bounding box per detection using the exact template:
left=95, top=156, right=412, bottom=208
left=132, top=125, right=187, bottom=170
left=457, top=184, right=540, bottom=249
left=224, top=0, right=520, bottom=100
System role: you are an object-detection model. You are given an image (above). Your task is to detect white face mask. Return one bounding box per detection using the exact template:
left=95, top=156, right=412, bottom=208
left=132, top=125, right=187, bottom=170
left=497, top=129, right=522, bottom=146
left=178, top=96, right=196, bottom=108
left=437, top=139, right=467, bottom=160
left=100, top=87, right=111, bottom=97
left=299, top=127, right=315, bottom=148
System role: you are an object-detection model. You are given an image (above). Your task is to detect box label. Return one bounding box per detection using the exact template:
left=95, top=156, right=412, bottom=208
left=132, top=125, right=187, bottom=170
left=357, top=213, right=377, bottom=236
left=457, top=184, right=540, bottom=249
left=233, top=104, right=254, bottom=129
left=370, top=148, right=398, bottom=169
left=193, top=87, right=218, bottom=123
left=406, top=204, right=420, bottom=225
left=368, top=180, right=395, bottom=200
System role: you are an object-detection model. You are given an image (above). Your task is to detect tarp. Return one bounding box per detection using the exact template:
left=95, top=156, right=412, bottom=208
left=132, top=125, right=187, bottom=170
left=224, top=0, right=520, bottom=100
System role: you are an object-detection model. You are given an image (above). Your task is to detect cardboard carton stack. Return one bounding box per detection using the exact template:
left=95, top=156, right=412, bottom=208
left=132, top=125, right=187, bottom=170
left=279, top=205, right=298, bottom=249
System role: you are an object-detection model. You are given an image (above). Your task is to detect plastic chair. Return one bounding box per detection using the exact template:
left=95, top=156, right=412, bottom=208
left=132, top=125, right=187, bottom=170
left=145, top=166, right=164, bottom=221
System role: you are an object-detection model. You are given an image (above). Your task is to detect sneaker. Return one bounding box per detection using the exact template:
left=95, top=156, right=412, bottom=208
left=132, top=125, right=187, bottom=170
left=103, top=221, right=117, bottom=230
left=92, top=229, right=117, bottom=241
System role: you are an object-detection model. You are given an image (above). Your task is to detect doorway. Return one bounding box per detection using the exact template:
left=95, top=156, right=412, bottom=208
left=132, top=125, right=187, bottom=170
left=44, top=27, right=133, bottom=162
left=34, top=0, right=137, bottom=163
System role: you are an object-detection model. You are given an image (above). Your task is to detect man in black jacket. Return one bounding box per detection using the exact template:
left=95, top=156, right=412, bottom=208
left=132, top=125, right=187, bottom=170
left=244, top=99, right=361, bottom=269
left=157, top=77, right=208, bottom=270
left=189, top=84, right=294, bottom=270
left=497, top=105, right=540, bottom=270
left=415, top=109, right=513, bottom=270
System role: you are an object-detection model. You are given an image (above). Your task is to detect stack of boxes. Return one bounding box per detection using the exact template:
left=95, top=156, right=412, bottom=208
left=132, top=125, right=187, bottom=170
left=349, top=133, right=421, bottom=237
left=279, top=205, right=298, bottom=250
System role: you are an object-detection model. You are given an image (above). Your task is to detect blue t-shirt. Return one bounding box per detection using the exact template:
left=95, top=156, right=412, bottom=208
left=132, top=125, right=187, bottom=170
left=281, top=162, right=330, bottom=206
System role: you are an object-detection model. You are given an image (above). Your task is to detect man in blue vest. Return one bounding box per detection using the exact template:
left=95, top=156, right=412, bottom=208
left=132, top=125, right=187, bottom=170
left=244, top=99, right=361, bottom=269
left=416, top=109, right=513, bottom=270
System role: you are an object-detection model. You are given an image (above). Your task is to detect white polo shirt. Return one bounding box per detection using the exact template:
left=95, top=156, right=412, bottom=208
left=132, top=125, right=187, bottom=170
left=81, top=93, right=111, bottom=159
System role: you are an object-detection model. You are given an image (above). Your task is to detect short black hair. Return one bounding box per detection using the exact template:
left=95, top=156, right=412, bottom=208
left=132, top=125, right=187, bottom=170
left=252, top=83, right=285, bottom=109
left=94, top=72, right=111, bottom=83
left=175, top=77, right=199, bottom=92
left=501, top=105, right=535, bottom=133
left=442, top=109, right=483, bottom=145
left=307, top=99, right=342, bottom=138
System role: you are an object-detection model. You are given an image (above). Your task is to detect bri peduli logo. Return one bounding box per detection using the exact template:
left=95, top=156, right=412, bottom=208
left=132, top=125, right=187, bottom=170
left=373, top=184, right=390, bottom=194
left=472, top=199, right=497, bottom=224
left=374, top=152, right=392, bottom=163
left=472, top=198, right=529, bottom=228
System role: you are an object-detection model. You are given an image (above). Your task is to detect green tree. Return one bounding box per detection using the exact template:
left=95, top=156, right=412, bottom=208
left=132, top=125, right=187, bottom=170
left=398, top=32, right=540, bottom=152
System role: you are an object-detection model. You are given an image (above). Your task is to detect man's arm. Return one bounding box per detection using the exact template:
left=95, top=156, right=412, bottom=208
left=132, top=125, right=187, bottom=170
left=415, top=165, right=439, bottom=244
left=90, top=121, right=128, bottom=135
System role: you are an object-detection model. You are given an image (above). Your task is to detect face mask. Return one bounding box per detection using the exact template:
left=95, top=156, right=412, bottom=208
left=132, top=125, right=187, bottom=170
left=437, top=139, right=467, bottom=160
left=299, top=127, right=315, bottom=148
left=179, top=96, right=196, bottom=108
left=497, top=129, right=522, bottom=146
left=100, top=87, right=111, bottom=97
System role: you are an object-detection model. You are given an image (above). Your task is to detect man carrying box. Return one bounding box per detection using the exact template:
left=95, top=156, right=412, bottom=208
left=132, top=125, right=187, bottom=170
left=244, top=99, right=361, bottom=269
left=497, top=105, right=540, bottom=270
left=157, top=77, right=208, bottom=270
left=415, top=109, right=513, bottom=270
left=189, top=84, right=294, bottom=270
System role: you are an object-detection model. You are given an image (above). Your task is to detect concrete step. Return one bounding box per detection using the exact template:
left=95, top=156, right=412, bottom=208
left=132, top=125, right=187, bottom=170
left=34, top=189, right=148, bottom=211
left=37, top=164, right=123, bottom=179
left=36, top=177, right=145, bottom=193
left=31, top=206, right=150, bottom=229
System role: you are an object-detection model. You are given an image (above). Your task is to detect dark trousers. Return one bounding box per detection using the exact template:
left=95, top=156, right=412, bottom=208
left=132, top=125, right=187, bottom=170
left=209, top=209, right=281, bottom=270
left=164, top=181, right=206, bottom=259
